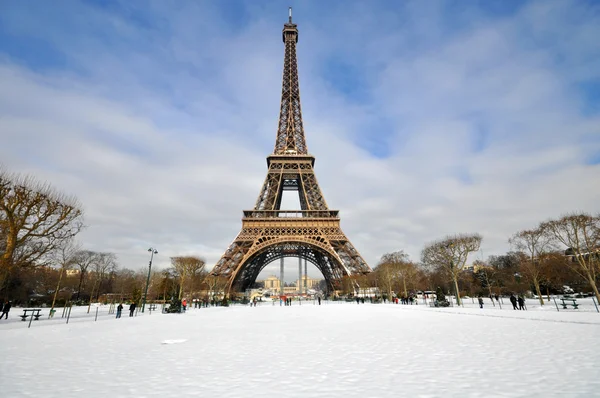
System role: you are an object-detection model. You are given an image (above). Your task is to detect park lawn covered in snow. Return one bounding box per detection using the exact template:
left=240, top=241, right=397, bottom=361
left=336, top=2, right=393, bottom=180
left=1, top=301, right=599, bottom=397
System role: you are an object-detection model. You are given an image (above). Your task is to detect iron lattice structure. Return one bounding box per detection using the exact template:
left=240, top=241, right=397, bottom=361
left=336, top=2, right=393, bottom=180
left=211, top=12, right=371, bottom=293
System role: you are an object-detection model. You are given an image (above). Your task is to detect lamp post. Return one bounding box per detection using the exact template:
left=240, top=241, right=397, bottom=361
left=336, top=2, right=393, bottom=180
left=142, top=247, right=158, bottom=313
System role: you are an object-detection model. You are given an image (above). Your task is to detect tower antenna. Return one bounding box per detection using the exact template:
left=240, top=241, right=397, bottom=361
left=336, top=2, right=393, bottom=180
left=289, top=7, right=292, bottom=23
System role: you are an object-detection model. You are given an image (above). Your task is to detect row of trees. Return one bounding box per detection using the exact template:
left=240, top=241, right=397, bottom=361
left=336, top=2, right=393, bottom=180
left=2, top=167, right=598, bottom=307
left=1, top=168, right=218, bottom=307
left=2, top=249, right=215, bottom=307
left=358, top=213, right=600, bottom=306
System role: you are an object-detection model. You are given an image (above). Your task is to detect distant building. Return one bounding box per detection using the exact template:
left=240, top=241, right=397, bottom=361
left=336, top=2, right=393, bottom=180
left=66, top=269, right=80, bottom=276
left=472, top=263, right=492, bottom=273
left=464, top=263, right=475, bottom=272
left=356, top=287, right=380, bottom=297
left=263, top=275, right=281, bottom=290
left=259, top=275, right=323, bottom=295
left=295, top=276, right=320, bottom=292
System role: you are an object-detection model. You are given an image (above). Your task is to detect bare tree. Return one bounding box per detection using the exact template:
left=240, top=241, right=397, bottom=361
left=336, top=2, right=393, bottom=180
left=170, top=256, right=206, bottom=300
left=541, top=213, right=600, bottom=303
left=378, top=251, right=417, bottom=298
left=87, top=252, right=118, bottom=312
left=509, top=227, right=554, bottom=305
left=473, top=259, right=495, bottom=299
left=204, top=275, right=227, bottom=301
left=421, top=233, right=482, bottom=305
left=0, top=169, right=84, bottom=291
left=374, top=259, right=397, bottom=300
left=72, top=250, right=98, bottom=301
left=49, top=239, right=80, bottom=312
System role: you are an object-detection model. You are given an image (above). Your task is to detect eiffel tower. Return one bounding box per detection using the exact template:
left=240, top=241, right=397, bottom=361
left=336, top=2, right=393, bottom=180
left=211, top=9, right=371, bottom=294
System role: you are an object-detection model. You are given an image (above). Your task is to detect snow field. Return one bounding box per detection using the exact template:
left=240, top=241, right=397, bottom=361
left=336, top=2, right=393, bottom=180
left=1, top=302, right=599, bottom=397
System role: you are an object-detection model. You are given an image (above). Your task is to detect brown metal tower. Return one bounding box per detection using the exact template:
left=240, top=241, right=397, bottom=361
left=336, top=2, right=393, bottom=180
left=211, top=10, right=371, bottom=293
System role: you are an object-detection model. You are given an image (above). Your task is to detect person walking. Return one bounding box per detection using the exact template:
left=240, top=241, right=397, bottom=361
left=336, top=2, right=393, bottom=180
left=317, top=296, right=321, bottom=305
left=0, top=301, right=11, bottom=319
left=509, top=294, right=518, bottom=310
left=129, top=302, right=136, bottom=317
left=517, top=296, right=526, bottom=310
left=478, top=296, right=484, bottom=309
left=116, top=303, right=123, bottom=318
left=182, top=298, right=187, bottom=312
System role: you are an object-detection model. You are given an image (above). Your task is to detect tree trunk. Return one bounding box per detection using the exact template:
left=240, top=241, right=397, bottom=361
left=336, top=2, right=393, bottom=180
left=588, top=275, right=600, bottom=305
left=178, top=275, right=185, bottom=300
left=96, top=276, right=103, bottom=303
left=87, top=278, right=99, bottom=313
left=76, top=271, right=85, bottom=301
left=453, top=277, right=461, bottom=306
left=533, top=278, right=544, bottom=305
left=0, top=265, right=11, bottom=298
left=50, top=267, right=65, bottom=311
left=0, top=232, right=17, bottom=295
left=403, top=278, right=407, bottom=298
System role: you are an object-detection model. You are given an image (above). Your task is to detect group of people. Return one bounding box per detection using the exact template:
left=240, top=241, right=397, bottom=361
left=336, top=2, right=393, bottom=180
left=192, top=298, right=209, bottom=308
left=510, top=294, right=526, bottom=310
left=275, top=296, right=322, bottom=305
left=115, top=302, right=137, bottom=318
left=0, top=301, right=11, bottom=319
left=477, top=294, right=526, bottom=310
left=396, top=296, right=415, bottom=305
left=280, top=297, right=293, bottom=306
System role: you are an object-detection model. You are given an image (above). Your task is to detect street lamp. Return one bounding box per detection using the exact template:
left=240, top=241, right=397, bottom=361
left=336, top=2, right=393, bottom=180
left=142, top=247, right=158, bottom=313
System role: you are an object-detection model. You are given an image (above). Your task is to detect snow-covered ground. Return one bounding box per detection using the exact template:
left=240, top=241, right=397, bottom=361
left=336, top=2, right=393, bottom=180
left=1, top=299, right=599, bottom=397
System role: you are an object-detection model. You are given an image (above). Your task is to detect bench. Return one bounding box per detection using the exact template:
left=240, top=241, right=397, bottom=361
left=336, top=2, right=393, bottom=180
left=560, top=298, right=579, bottom=309
left=20, top=308, right=42, bottom=321
left=148, top=304, right=157, bottom=311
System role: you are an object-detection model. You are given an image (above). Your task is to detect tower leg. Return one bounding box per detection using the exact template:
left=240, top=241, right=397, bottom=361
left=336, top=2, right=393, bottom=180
left=298, top=257, right=302, bottom=294
left=280, top=257, right=284, bottom=297
left=304, top=258, right=308, bottom=294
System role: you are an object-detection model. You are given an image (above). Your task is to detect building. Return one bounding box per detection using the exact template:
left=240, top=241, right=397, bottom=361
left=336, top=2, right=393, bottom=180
left=260, top=275, right=323, bottom=295
left=356, top=287, right=380, bottom=298
left=295, top=276, right=320, bottom=291
left=66, top=269, right=80, bottom=276
left=263, top=275, right=281, bottom=290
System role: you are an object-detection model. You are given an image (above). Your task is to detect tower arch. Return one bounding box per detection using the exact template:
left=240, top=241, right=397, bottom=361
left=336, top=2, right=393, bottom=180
left=229, top=239, right=344, bottom=293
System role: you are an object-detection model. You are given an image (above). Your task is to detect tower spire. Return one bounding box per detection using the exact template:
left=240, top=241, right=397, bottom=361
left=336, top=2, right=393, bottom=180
left=274, top=9, right=307, bottom=155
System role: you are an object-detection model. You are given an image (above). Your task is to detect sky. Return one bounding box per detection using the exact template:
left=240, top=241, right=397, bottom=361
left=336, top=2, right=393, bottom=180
left=1, top=0, right=599, bottom=281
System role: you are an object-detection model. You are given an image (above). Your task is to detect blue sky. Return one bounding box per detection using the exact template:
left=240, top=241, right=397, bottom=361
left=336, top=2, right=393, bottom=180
left=1, top=0, right=599, bottom=279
